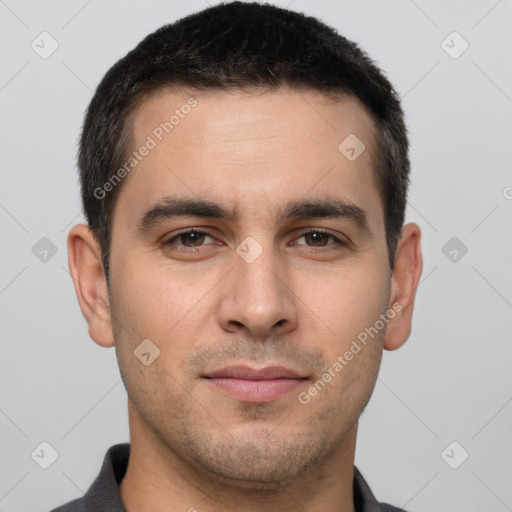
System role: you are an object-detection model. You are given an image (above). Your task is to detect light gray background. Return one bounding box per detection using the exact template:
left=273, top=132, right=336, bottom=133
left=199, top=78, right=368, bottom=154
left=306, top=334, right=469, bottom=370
left=1, top=0, right=511, bottom=510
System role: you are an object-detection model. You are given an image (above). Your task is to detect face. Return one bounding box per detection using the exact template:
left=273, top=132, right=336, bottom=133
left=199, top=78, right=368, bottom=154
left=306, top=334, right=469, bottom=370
left=106, top=88, right=395, bottom=485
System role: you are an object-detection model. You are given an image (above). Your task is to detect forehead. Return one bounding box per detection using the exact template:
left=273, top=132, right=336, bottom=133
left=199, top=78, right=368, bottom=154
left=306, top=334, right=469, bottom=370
left=114, top=87, right=384, bottom=233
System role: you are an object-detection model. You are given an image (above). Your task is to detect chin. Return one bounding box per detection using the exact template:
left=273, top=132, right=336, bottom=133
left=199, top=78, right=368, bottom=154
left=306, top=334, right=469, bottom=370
left=185, top=430, right=330, bottom=489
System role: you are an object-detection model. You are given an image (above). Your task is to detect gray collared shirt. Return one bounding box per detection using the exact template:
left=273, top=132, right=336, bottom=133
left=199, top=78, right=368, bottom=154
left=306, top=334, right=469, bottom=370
left=49, top=443, right=407, bottom=512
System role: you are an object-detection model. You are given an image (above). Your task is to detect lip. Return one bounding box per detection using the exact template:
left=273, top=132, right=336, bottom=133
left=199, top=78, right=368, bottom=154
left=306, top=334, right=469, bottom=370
left=203, top=365, right=308, bottom=403
left=204, top=365, right=304, bottom=380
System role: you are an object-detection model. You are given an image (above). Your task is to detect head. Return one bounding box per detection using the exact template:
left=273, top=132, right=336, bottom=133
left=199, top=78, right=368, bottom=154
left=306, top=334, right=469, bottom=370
left=69, top=1, right=422, bottom=489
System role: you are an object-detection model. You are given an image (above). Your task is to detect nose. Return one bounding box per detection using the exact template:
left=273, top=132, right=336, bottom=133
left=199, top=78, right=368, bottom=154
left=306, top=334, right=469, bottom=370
left=217, top=244, right=299, bottom=339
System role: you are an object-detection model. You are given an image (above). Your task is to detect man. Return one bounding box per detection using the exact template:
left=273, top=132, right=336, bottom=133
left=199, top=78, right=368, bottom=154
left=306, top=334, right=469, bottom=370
left=53, top=1, right=423, bottom=511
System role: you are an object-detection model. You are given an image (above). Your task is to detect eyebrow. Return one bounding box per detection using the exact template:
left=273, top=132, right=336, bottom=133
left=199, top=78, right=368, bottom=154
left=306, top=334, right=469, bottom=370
left=136, top=196, right=370, bottom=235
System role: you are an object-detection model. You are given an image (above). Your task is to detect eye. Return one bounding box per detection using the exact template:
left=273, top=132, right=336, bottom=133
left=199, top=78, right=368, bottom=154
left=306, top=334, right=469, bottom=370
left=163, top=229, right=215, bottom=251
left=161, top=228, right=347, bottom=254
left=293, top=229, right=346, bottom=249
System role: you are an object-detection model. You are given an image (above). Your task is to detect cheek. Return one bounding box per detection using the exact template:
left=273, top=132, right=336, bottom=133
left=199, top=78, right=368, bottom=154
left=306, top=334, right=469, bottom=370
left=297, top=261, right=390, bottom=348
left=110, top=257, right=223, bottom=386
left=110, top=266, right=198, bottom=405
left=317, top=263, right=389, bottom=406
left=112, top=257, right=212, bottom=339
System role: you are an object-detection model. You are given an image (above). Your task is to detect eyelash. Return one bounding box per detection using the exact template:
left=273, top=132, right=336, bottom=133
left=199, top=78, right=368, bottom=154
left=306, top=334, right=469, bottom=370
left=162, top=228, right=347, bottom=253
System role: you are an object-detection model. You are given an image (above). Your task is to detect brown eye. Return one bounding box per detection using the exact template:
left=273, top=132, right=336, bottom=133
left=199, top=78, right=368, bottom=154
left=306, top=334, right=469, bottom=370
left=294, top=230, right=346, bottom=248
left=163, top=230, right=215, bottom=251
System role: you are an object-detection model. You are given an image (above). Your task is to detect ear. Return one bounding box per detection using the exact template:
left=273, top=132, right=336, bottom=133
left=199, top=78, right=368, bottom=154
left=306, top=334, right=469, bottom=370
left=67, top=224, right=115, bottom=348
left=383, top=222, right=423, bottom=351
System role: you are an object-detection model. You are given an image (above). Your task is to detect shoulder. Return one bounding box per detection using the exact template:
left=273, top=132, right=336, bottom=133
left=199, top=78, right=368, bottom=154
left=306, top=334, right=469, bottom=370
left=48, top=496, right=85, bottom=512
left=379, top=504, right=409, bottom=512
left=46, top=443, right=130, bottom=512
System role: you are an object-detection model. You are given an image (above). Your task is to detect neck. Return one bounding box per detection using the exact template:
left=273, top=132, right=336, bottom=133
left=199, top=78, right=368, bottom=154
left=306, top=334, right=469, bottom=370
left=119, top=402, right=357, bottom=512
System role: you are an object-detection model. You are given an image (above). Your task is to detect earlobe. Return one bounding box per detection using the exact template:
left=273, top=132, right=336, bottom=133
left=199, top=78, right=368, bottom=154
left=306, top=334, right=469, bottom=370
left=383, top=222, right=423, bottom=351
left=67, top=224, right=115, bottom=348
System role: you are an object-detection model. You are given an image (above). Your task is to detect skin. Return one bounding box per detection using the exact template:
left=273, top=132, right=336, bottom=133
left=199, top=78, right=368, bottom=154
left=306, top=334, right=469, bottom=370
left=68, top=88, right=423, bottom=512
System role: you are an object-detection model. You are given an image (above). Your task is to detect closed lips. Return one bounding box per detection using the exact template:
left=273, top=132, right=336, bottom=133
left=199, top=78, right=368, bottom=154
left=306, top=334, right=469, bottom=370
left=203, top=365, right=307, bottom=380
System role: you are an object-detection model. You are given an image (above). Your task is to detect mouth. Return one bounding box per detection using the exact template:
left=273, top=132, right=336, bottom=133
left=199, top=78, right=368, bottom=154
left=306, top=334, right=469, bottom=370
left=202, top=365, right=309, bottom=403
